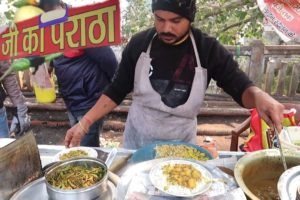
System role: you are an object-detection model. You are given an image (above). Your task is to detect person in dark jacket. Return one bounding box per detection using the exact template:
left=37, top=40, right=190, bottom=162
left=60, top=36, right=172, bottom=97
left=65, top=0, right=284, bottom=149
left=51, top=48, right=118, bottom=147
left=39, top=0, right=118, bottom=147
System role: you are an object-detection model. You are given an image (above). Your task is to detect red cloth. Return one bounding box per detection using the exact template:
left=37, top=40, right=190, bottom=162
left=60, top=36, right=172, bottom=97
left=64, top=50, right=84, bottom=58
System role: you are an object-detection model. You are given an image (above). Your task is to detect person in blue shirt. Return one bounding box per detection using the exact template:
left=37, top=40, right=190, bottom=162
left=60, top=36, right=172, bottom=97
left=39, top=0, right=118, bottom=147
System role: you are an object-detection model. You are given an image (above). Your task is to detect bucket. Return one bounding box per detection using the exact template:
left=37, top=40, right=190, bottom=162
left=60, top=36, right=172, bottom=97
left=33, top=78, right=56, bottom=103
left=32, top=64, right=56, bottom=103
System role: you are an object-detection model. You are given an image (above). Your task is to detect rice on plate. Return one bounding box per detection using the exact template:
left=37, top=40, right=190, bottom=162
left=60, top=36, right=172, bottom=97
left=149, top=159, right=212, bottom=197
left=53, top=146, right=98, bottom=162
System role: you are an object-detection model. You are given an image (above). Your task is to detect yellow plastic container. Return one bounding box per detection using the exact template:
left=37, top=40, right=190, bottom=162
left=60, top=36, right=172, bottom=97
left=33, top=78, right=56, bottom=103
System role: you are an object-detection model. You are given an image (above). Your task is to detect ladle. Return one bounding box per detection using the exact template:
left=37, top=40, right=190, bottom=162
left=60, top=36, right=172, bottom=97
left=105, top=148, right=120, bottom=186
left=274, top=127, right=287, bottom=171
left=105, top=147, right=118, bottom=168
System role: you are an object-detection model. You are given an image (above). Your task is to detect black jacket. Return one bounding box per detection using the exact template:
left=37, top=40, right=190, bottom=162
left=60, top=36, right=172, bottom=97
left=53, top=47, right=118, bottom=111
left=104, top=27, right=253, bottom=107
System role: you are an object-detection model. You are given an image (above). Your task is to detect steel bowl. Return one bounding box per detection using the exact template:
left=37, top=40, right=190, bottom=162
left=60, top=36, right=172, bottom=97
left=44, top=157, right=108, bottom=200
left=234, top=149, right=300, bottom=200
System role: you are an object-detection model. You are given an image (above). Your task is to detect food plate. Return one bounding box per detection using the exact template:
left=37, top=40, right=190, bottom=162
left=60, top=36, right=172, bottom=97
left=53, top=146, right=98, bottom=162
left=149, top=159, right=212, bottom=197
left=278, top=165, right=300, bottom=200
left=131, top=141, right=213, bottom=163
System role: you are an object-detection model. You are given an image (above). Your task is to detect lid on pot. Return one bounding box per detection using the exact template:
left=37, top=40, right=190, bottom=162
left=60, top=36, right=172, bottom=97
left=278, top=165, right=300, bottom=200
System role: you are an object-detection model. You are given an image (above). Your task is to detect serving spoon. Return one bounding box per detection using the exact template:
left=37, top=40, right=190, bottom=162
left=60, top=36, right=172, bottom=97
left=105, top=148, right=121, bottom=185
left=274, top=127, right=287, bottom=171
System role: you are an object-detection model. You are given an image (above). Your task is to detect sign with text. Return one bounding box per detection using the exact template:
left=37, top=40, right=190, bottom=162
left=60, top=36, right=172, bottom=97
left=0, top=0, right=121, bottom=60
left=257, top=0, right=300, bottom=42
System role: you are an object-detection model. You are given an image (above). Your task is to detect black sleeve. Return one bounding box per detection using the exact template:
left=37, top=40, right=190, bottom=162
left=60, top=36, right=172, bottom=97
left=198, top=33, right=254, bottom=107
left=102, top=41, right=136, bottom=105
left=84, top=47, right=118, bottom=81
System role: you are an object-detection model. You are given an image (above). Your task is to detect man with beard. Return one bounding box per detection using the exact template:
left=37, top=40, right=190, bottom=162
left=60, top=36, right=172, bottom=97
left=65, top=0, right=284, bottom=149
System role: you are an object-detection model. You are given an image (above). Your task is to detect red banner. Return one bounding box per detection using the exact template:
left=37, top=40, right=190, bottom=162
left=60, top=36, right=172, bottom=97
left=257, top=0, right=300, bottom=42
left=0, top=0, right=121, bottom=60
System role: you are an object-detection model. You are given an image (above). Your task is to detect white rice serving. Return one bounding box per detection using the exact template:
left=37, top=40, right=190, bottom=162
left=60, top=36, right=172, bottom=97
left=150, top=160, right=212, bottom=197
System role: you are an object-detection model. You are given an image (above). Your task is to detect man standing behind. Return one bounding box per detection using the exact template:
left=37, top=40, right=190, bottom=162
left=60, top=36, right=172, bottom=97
left=39, top=0, right=118, bottom=147
left=51, top=48, right=118, bottom=147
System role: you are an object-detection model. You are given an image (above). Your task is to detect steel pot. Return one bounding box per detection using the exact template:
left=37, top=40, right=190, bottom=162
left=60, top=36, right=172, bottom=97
left=234, top=149, right=300, bottom=200
left=44, top=157, right=108, bottom=200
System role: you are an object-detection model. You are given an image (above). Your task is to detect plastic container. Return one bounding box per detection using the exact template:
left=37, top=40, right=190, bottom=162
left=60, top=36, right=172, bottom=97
left=32, top=63, right=56, bottom=103
left=279, top=126, right=300, bottom=151
left=33, top=79, right=56, bottom=103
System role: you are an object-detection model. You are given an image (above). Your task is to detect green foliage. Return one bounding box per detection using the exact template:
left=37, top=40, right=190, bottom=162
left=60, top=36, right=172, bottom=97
left=122, top=0, right=265, bottom=45
left=1, top=0, right=266, bottom=45
left=121, top=0, right=153, bottom=39
left=0, top=0, right=16, bottom=25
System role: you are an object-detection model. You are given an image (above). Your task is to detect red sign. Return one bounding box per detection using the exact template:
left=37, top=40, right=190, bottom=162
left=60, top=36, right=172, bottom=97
left=257, top=0, right=300, bottom=42
left=0, top=0, right=121, bottom=60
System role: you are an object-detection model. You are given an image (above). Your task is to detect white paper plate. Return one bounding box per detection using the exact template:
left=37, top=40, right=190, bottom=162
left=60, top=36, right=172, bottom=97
left=0, top=138, right=15, bottom=148
left=53, top=146, right=98, bottom=162
left=149, top=159, right=212, bottom=197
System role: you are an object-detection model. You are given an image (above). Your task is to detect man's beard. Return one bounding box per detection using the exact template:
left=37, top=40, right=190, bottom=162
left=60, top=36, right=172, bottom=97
left=158, top=30, right=190, bottom=45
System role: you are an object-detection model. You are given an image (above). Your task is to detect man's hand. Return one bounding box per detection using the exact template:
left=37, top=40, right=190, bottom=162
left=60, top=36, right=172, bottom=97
left=242, top=86, right=284, bottom=132
left=64, top=122, right=87, bottom=147
left=253, top=90, right=284, bottom=131
left=10, top=104, right=30, bottom=137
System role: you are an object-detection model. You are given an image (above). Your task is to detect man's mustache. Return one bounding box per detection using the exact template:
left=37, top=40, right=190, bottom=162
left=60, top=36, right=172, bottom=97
left=158, top=32, right=176, bottom=38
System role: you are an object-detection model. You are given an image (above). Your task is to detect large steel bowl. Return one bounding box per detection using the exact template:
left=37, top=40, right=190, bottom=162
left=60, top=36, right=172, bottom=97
left=234, top=149, right=300, bottom=200
left=44, top=157, right=108, bottom=200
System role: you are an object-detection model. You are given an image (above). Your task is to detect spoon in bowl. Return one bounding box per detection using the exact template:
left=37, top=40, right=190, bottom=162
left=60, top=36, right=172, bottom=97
left=274, top=127, right=287, bottom=171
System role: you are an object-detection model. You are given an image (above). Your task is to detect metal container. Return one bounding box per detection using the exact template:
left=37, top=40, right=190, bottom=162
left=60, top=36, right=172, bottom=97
left=44, top=157, right=108, bottom=200
left=234, top=149, right=300, bottom=200
left=277, top=165, right=300, bottom=200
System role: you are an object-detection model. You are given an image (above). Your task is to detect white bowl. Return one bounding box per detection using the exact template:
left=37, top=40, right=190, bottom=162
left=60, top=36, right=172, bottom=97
left=279, top=126, right=300, bottom=151
left=53, top=147, right=98, bottom=162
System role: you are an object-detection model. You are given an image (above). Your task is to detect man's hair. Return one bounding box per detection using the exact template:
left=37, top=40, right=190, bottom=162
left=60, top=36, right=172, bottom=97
left=152, top=0, right=196, bottom=22
left=39, top=0, right=65, bottom=10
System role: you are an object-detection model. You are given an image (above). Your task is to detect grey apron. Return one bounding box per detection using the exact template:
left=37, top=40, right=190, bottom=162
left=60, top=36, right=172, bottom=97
left=123, top=32, right=207, bottom=149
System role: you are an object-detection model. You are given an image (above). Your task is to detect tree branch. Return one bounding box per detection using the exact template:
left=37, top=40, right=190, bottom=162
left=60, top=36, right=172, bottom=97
left=221, top=15, right=258, bottom=32
left=200, top=0, right=253, bottom=19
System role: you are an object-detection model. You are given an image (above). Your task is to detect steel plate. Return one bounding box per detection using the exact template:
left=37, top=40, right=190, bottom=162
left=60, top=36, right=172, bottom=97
left=116, top=158, right=238, bottom=200
left=10, top=177, right=116, bottom=200
left=278, top=165, right=300, bottom=200
left=130, top=141, right=213, bottom=163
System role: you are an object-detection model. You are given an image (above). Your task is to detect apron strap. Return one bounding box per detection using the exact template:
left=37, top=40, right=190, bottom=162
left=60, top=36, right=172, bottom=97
left=146, top=33, right=157, bottom=54
left=190, top=31, right=202, bottom=68
left=146, top=31, right=201, bottom=69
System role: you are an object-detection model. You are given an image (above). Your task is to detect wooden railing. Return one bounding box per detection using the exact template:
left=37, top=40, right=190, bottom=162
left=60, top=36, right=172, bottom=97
left=207, top=40, right=300, bottom=100
left=18, top=41, right=300, bottom=100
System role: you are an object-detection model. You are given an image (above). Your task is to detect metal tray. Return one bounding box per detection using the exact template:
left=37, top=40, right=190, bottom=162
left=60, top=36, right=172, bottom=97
left=10, top=177, right=116, bottom=200
left=278, top=165, right=300, bottom=200
left=116, top=158, right=239, bottom=200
